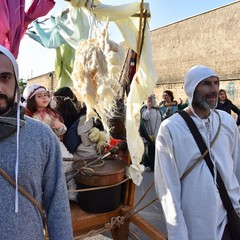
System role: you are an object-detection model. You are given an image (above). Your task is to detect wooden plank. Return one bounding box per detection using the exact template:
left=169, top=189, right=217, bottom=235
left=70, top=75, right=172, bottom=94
left=131, top=213, right=166, bottom=240
left=71, top=202, right=126, bottom=236
left=123, top=179, right=136, bottom=206
left=124, top=153, right=136, bottom=206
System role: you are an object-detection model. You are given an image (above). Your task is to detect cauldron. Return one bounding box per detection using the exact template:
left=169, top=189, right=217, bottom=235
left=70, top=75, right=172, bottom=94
left=73, top=156, right=127, bottom=213
left=73, top=156, right=126, bottom=186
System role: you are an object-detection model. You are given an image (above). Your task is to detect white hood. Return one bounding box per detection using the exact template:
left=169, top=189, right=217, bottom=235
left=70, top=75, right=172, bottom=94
left=184, top=65, right=218, bottom=111
left=0, top=45, right=19, bottom=81
left=0, top=45, right=21, bottom=213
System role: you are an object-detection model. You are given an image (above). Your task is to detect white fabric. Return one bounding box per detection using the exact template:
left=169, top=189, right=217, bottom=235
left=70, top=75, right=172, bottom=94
left=93, top=2, right=158, bottom=185
left=59, top=141, right=73, bottom=159
left=141, top=107, right=162, bottom=141
left=63, top=160, right=77, bottom=202
left=0, top=45, right=21, bottom=213
left=155, top=110, right=240, bottom=240
left=67, top=1, right=158, bottom=185
left=73, top=116, right=99, bottom=159
left=184, top=65, right=218, bottom=111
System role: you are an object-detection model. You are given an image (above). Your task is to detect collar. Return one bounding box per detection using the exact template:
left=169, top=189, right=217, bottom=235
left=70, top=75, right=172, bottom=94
left=0, top=104, right=25, bottom=141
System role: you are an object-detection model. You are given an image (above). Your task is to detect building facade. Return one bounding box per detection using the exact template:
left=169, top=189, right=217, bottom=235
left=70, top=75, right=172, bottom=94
left=150, top=1, right=240, bottom=106
left=26, top=71, right=56, bottom=94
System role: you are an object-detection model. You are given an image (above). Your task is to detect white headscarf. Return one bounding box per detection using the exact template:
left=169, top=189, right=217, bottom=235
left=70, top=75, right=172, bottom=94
left=0, top=45, right=19, bottom=80
left=0, top=45, right=21, bottom=213
left=184, top=65, right=218, bottom=113
left=23, top=84, right=48, bottom=101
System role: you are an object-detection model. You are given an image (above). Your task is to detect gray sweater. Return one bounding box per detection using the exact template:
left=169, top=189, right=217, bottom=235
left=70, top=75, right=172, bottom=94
left=0, top=116, right=73, bottom=240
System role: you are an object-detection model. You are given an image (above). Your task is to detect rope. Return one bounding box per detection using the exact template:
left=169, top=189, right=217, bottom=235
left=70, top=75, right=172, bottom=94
left=0, top=167, right=44, bottom=219
left=66, top=158, right=106, bottom=183
left=68, top=177, right=129, bottom=193
left=0, top=167, right=47, bottom=240
left=180, top=109, right=221, bottom=181
left=122, top=180, right=157, bottom=220
left=72, top=179, right=158, bottom=239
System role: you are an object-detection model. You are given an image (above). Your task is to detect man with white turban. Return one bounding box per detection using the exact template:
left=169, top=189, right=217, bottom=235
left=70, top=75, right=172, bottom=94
left=155, top=65, right=240, bottom=240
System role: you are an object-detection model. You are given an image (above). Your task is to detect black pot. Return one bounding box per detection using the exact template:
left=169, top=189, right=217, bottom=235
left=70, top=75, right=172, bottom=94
left=76, top=182, right=123, bottom=213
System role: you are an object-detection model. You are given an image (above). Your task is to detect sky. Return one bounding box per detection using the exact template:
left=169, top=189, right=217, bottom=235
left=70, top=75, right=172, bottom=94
left=17, top=0, right=236, bottom=79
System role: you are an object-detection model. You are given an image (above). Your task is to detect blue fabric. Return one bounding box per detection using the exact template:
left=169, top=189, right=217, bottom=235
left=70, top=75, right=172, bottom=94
left=63, top=118, right=81, bottom=154
left=26, top=7, right=90, bottom=87
left=160, top=105, right=178, bottom=120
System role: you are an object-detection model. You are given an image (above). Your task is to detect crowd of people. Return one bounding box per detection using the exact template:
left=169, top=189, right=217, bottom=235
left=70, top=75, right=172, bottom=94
left=139, top=90, right=188, bottom=171
left=1, top=42, right=240, bottom=240
left=139, top=84, right=240, bottom=174
left=139, top=66, right=240, bottom=239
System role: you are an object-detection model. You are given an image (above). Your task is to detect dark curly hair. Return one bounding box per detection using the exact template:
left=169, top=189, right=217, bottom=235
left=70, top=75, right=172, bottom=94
left=53, top=87, right=82, bottom=129
left=26, top=96, right=63, bottom=122
left=163, top=90, right=174, bottom=101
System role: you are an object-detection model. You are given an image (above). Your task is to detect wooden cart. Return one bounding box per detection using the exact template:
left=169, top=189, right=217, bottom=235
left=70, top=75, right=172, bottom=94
left=66, top=0, right=164, bottom=238
left=70, top=176, right=166, bottom=239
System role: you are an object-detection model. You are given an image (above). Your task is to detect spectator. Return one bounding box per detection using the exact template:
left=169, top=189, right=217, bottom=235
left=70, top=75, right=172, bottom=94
left=216, top=89, right=240, bottom=125
left=53, top=87, right=82, bottom=129
left=52, top=87, right=107, bottom=159
left=23, top=84, right=73, bottom=159
left=139, top=94, right=162, bottom=171
left=23, top=84, right=67, bottom=140
left=159, top=90, right=179, bottom=120
left=53, top=87, right=86, bottom=154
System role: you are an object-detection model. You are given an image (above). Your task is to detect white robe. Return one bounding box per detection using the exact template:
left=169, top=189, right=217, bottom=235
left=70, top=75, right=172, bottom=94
left=141, top=106, right=162, bottom=141
left=154, top=109, right=240, bottom=240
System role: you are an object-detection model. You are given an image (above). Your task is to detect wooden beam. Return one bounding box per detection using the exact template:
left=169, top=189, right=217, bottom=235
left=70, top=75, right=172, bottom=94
left=131, top=213, right=167, bottom=240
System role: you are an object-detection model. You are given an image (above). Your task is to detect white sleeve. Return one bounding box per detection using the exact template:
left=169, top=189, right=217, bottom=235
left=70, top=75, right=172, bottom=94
left=154, top=124, right=189, bottom=240
left=142, top=108, right=151, bottom=120
left=232, top=123, right=240, bottom=183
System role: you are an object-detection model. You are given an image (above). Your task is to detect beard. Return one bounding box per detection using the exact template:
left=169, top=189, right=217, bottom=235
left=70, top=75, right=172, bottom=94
left=192, top=91, right=218, bottom=110
left=0, top=94, right=15, bottom=114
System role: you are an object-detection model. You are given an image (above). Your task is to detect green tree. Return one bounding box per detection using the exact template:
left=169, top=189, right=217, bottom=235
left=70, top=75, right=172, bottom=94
left=19, top=78, right=27, bottom=95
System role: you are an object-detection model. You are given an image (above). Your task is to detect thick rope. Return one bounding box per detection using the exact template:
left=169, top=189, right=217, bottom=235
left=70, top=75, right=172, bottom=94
left=73, top=180, right=158, bottom=239
left=68, top=177, right=129, bottom=193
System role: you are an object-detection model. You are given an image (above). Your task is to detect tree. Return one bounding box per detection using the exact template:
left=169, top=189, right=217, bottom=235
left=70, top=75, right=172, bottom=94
left=18, top=78, right=27, bottom=95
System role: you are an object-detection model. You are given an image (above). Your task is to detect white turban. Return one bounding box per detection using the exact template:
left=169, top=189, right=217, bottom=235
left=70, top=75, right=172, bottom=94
left=0, top=45, right=19, bottom=83
left=184, top=65, right=218, bottom=109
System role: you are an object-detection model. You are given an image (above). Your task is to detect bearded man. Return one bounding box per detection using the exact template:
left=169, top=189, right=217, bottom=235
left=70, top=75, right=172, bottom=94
left=0, top=45, right=73, bottom=239
left=154, top=65, right=240, bottom=240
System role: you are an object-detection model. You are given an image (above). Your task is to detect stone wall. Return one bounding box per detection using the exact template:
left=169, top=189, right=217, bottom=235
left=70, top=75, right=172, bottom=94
left=150, top=1, right=240, bottom=106
left=153, top=80, right=240, bottom=109
left=27, top=72, right=82, bottom=101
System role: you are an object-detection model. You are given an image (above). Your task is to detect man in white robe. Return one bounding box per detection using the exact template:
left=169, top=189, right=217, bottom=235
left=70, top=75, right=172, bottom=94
left=154, top=65, right=240, bottom=240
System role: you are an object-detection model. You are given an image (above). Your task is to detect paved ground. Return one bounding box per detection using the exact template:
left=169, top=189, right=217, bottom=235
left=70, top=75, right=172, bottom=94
left=87, top=170, right=167, bottom=239
left=127, top=170, right=167, bottom=239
